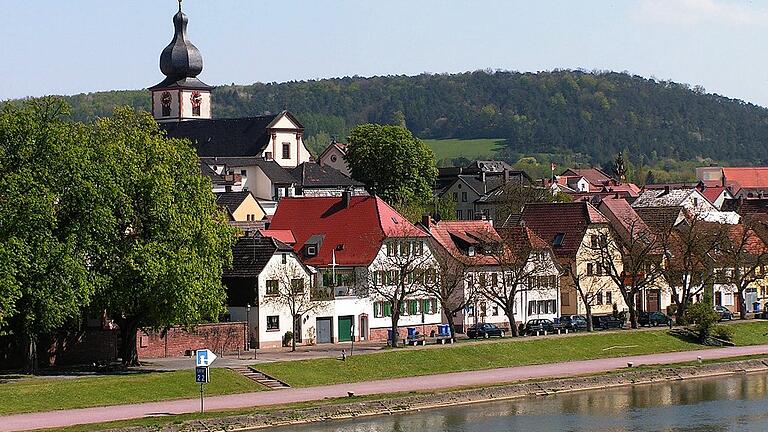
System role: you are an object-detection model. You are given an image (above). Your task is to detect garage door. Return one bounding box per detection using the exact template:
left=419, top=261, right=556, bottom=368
left=316, top=317, right=332, bottom=344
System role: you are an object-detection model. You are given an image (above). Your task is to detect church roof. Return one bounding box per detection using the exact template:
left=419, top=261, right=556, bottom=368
left=290, top=162, right=364, bottom=189
left=161, top=115, right=279, bottom=157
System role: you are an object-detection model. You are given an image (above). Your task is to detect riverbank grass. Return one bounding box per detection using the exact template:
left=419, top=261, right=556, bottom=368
left=258, top=322, right=768, bottom=387
left=0, top=368, right=262, bottom=415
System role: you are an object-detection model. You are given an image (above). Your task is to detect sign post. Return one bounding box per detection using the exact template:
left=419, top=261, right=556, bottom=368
left=194, top=349, right=217, bottom=413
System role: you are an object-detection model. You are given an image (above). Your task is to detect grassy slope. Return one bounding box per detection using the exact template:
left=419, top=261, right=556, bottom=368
left=423, top=138, right=505, bottom=161
left=258, top=323, right=768, bottom=387
left=0, top=368, right=262, bottom=415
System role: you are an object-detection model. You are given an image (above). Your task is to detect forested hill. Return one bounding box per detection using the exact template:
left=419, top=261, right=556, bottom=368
left=51, top=70, right=768, bottom=165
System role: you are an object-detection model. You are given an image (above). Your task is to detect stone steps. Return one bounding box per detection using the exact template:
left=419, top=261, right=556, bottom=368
left=231, top=366, right=290, bottom=389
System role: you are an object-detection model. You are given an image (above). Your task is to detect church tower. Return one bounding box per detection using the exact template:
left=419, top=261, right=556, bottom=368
left=149, top=1, right=212, bottom=122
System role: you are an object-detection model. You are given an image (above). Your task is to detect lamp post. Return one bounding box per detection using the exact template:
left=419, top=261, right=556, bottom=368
left=350, top=323, right=355, bottom=357
left=246, top=304, right=251, bottom=353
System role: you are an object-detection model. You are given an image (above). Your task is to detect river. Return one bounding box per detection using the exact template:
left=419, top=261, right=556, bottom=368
left=272, top=372, right=768, bottom=432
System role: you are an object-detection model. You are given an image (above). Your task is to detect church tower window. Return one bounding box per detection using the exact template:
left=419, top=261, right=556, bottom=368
left=191, top=91, right=202, bottom=116
left=161, top=92, right=172, bottom=117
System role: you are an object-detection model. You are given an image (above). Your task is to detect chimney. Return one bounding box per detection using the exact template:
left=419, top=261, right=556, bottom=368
left=662, top=185, right=670, bottom=196
left=421, top=213, right=431, bottom=232
left=503, top=168, right=510, bottom=185
left=341, top=189, right=352, bottom=208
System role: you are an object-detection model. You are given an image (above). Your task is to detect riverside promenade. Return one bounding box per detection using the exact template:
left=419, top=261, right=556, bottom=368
left=4, top=344, right=768, bottom=431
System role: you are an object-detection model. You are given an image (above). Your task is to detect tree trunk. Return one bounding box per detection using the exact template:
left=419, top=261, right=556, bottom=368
left=737, top=289, right=747, bottom=320
left=506, top=311, right=519, bottom=337
left=585, top=305, right=594, bottom=332
left=675, top=298, right=686, bottom=325
left=119, top=317, right=141, bottom=367
left=390, top=312, right=400, bottom=347
left=444, top=307, right=457, bottom=338
left=628, top=305, right=638, bottom=329
left=22, top=331, right=38, bottom=375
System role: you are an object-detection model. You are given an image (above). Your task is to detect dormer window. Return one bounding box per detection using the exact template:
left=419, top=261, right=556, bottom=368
left=468, top=246, right=476, bottom=257
left=305, top=245, right=317, bottom=257
left=553, top=233, right=565, bottom=247
left=265, top=152, right=273, bottom=161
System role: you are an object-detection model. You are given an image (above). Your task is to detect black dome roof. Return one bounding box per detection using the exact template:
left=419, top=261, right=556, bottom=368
left=159, top=4, right=203, bottom=80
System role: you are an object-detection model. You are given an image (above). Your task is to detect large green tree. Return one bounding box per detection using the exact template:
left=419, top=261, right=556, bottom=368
left=0, top=98, right=100, bottom=373
left=87, top=108, right=236, bottom=366
left=345, top=124, right=437, bottom=205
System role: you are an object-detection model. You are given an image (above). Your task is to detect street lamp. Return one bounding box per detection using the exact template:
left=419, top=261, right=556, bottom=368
left=246, top=304, right=251, bottom=352
left=350, top=323, right=355, bottom=357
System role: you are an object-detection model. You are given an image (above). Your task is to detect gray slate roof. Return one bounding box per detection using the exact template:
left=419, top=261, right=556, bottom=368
left=224, top=236, right=293, bottom=278
left=290, top=162, right=364, bottom=188
left=215, top=191, right=252, bottom=214
left=162, top=115, right=278, bottom=157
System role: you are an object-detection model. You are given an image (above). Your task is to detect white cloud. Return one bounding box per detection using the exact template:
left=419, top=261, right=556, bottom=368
left=635, top=0, right=768, bottom=27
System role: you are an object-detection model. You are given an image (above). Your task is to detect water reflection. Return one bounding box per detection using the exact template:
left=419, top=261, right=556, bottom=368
left=273, top=373, right=768, bottom=432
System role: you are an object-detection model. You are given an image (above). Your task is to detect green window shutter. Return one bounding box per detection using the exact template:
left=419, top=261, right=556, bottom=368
left=423, top=299, right=430, bottom=314
left=384, top=303, right=392, bottom=317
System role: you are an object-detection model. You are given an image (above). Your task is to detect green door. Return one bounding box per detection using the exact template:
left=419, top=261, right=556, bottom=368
left=338, top=316, right=353, bottom=342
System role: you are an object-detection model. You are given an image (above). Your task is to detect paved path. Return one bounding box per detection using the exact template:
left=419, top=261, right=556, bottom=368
left=4, top=345, right=768, bottom=431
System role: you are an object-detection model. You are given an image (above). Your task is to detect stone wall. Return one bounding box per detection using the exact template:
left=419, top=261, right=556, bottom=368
left=137, top=322, right=247, bottom=359
left=43, top=329, right=119, bottom=366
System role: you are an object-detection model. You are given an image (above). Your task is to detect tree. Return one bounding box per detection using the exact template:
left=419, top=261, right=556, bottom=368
left=422, top=238, right=475, bottom=338
left=562, top=261, right=608, bottom=332
left=88, top=108, right=235, bottom=366
left=345, top=124, right=437, bottom=205
left=594, top=221, right=665, bottom=328
left=659, top=215, right=725, bottom=324
left=712, top=219, right=768, bottom=320
left=261, top=259, right=322, bottom=352
left=613, top=153, right=627, bottom=183
left=0, top=98, right=99, bottom=373
left=366, top=230, right=435, bottom=347
left=481, top=228, right=558, bottom=336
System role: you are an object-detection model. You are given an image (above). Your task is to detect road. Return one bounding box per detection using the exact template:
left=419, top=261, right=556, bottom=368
left=3, top=344, right=768, bottom=431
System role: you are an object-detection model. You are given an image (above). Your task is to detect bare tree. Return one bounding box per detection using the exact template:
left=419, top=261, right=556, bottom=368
left=262, top=260, right=324, bottom=352
left=421, top=243, right=475, bottom=338
left=659, top=215, right=725, bottom=323
left=593, top=221, right=665, bottom=328
left=366, top=231, right=435, bottom=347
left=481, top=228, right=558, bottom=336
left=562, top=260, right=608, bottom=332
left=713, top=218, right=768, bottom=319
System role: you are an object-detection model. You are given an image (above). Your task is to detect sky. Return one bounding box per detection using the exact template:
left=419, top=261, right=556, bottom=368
left=1, top=0, right=768, bottom=106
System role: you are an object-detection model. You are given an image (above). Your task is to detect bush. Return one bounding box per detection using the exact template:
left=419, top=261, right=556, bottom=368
left=686, top=302, right=720, bottom=343
left=712, top=325, right=735, bottom=342
left=282, top=331, right=294, bottom=347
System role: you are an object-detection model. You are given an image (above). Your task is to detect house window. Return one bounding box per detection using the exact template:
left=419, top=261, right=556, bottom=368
left=408, top=300, right=419, bottom=315
left=591, top=235, right=598, bottom=248
left=305, top=245, right=317, bottom=256
left=291, top=279, right=304, bottom=294
left=456, top=210, right=463, bottom=220
left=190, top=91, right=202, bottom=116
left=384, top=302, right=392, bottom=317
left=596, top=262, right=603, bottom=276
left=467, top=305, right=475, bottom=317
left=453, top=192, right=458, bottom=202
left=374, top=302, right=383, bottom=318
left=267, top=316, right=280, bottom=331
left=605, top=291, right=612, bottom=305
left=462, top=192, right=468, bottom=202
left=399, top=241, right=410, bottom=256
left=282, top=254, right=287, bottom=264
left=266, top=280, right=278, bottom=296
left=387, top=242, right=396, bottom=257
left=492, top=273, right=498, bottom=286
left=282, top=143, right=291, bottom=159
left=480, top=302, right=487, bottom=317
left=492, top=305, right=499, bottom=316
left=240, top=169, right=247, bottom=177
left=553, top=233, right=565, bottom=247
left=413, top=241, right=424, bottom=256
left=479, top=273, right=487, bottom=287
left=265, top=152, right=273, bottom=160
left=587, top=263, right=594, bottom=275
left=596, top=292, right=603, bottom=305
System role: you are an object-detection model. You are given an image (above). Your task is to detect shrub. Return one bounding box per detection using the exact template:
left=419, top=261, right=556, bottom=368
left=712, top=325, right=735, bottom=342
left=686, top=302, right=720, bottom=343
left=282, top=331, right=294, bottom=347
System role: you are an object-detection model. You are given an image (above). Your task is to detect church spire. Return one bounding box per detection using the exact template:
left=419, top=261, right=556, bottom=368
left=149, top=1, right=212, bottom=122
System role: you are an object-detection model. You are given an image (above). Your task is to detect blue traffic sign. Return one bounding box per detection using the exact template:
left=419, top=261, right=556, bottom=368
left=195, top=349, right=217, bottom=367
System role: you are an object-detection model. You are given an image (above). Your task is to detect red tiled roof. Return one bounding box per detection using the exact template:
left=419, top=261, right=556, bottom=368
left=428, top=220, right=502, bottom=266
left=520, top=202, right=608, bottom=260
left=268, top=196, right=423, bottom=267
left=258, top=229, right=296, bottom=245
left=699, top=186, right=726, bottom=204
left=562, top=168, right=612, bottom=185
left=723, top=168, right=768, bottom=192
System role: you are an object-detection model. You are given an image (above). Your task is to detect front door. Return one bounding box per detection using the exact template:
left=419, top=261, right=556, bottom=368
left=359, top=315, right=368, bottom=341
left=338, top=316, right=354, bottom=342
left=646, top=290, right=660, bottom=312
left=316, top=317, right=332, bottom=344
left=715, top=291, right=723, bottom=307
left=293, top=316, right=302, bottom=345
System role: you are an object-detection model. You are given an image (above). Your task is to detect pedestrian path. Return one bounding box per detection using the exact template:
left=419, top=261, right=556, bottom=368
left=3, top=344, right=768, bottom=432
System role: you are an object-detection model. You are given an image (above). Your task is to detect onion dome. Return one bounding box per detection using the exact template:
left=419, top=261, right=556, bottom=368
left=150, top=1, right=211, bottom=90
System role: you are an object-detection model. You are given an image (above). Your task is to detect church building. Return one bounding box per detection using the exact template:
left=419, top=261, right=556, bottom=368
left=149, top=1, right=312, bottom=169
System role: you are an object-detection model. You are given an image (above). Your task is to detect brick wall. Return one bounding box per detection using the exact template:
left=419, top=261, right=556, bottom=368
left=43, top=329, right=119, bottom=366
left=137, top=322, right=247, bottom=359
left=369, top=324, right=441, bottom=342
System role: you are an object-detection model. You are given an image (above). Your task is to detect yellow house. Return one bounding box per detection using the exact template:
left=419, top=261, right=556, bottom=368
left=215, top=191, right=266, bottom=222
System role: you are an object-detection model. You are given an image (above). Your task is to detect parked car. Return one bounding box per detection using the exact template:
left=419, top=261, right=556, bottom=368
left=559, top=315, right=589, bottom=332
left=524, top=319, right=556, bottom=335
left=714, top=305, right=734, bottom=321
left=595, top=315, right=624, bottom=330
left=638, top=311, right=670, bottom=327
left=467, top=323, right=505, bottom=339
